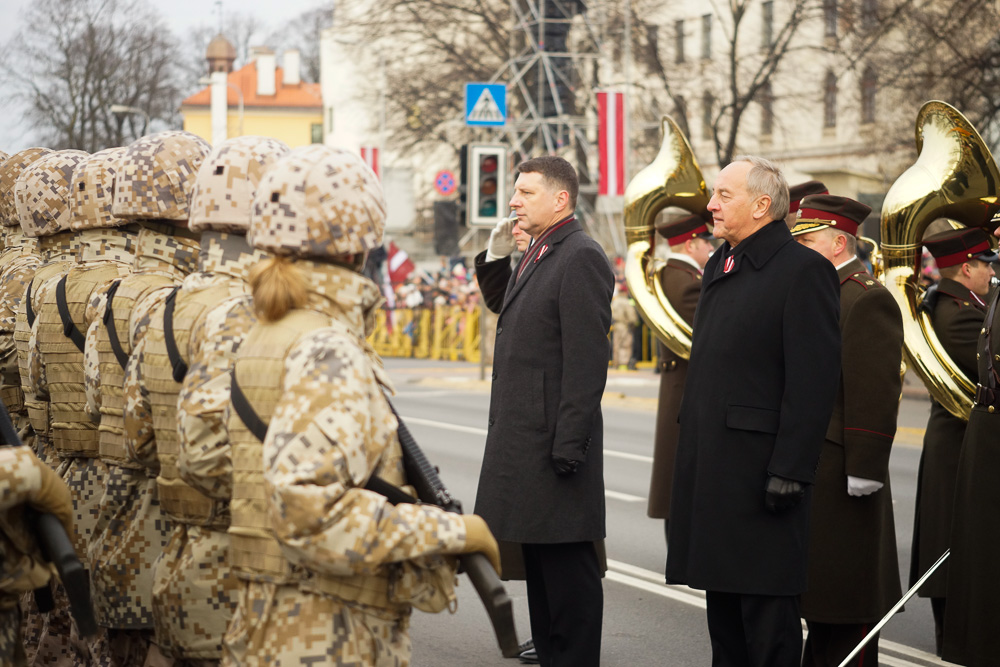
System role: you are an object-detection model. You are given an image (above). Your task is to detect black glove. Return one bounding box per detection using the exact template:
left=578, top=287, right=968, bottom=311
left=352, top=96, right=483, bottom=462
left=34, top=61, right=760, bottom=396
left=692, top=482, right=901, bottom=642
left=552, top=455, right=581, bottom=476
left=764, top=475, right=805, bottom=513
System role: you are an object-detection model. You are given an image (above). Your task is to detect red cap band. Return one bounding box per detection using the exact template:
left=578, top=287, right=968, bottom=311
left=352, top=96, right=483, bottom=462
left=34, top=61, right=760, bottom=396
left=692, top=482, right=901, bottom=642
left=797, top=208, right=860, bottom=236
left=931, top=239, right=992, bottom=268
left=667, top=224, right=708, bottom=246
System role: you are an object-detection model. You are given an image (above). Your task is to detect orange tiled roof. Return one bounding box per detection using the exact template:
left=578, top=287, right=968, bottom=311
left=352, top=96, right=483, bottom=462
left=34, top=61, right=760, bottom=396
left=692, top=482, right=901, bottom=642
left=181, top=61, right=322, bottom=109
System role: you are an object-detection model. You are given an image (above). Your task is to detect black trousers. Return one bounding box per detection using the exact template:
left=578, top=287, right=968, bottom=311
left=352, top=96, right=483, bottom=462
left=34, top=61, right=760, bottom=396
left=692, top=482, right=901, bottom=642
left=705, top=591, right=801, bottom=667
left=803, top=620, right=880, bottom=667
left=522, top=541, right=603, bottom=667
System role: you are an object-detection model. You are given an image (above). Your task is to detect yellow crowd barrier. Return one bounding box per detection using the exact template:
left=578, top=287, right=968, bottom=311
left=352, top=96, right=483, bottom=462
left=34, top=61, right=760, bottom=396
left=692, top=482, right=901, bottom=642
left=370, top=306, right=481, bottom=363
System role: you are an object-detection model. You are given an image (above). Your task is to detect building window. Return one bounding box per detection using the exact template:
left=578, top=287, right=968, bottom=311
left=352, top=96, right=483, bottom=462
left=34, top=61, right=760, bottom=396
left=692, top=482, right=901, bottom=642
left=311, top=123, right=323, bottom=144
left=824, top=71, right=838, bottom=128
left=759, top=83, right=773, bottom=135
left=675, top=20, right=685, bottom=64
left=702, top=92, right=714, bottom=140
left=861, top=66, right=877, bottom=124
left=861, top=0, right=878, bottom=25
left=701, top=14, right=712, bottom=60
left=824, top=0, right=838, bottom=37
left=761, top=2, right=774, bottom=50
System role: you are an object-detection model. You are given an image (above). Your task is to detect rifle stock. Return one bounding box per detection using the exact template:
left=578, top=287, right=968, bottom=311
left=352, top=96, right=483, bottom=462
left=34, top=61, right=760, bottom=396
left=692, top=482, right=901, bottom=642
left=0, top=403, right=98, bottom=637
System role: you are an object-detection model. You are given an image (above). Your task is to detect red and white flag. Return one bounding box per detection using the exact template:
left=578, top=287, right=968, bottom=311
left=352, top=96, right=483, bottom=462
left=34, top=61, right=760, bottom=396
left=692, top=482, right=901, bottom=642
left=360, top=145, right=380, bottom=179
left=386, top=240, right=415, bottom=284
left=598, top=91, right=625, bottom=196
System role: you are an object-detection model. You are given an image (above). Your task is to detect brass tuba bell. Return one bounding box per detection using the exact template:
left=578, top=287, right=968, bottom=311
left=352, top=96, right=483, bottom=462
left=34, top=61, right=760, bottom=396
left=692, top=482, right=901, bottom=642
left=622, top=116, right=710, bottom=359
left=880, top=100, right=1000, bottom=420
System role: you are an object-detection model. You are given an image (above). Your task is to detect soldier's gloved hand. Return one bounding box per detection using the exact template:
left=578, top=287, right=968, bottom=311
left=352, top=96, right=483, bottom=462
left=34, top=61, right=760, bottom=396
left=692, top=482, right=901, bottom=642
left=485, top=217, right=517, bottom=261
left=551, top=455, right=580, bottom=476
left=459, top=514, right=502, bottom=576
left=846, top=476, right=883, bottom=497
left=20, top=449, right=74, bottom=533
left=764, top=475, right=805, bottom=513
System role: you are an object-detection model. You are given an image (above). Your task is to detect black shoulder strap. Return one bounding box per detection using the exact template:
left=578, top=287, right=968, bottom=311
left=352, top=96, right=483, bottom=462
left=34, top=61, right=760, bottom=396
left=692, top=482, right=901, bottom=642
left=25, top=279, right=36, bottom=327
left=102, top=280, right=129, bottom=370
left=230, top=370, right=268, bottom=442
left=978, top=287, right=1000, bottom=390
left=56, top=275, right=86, bottom=353
left=162, top=286, right=187, bottom=382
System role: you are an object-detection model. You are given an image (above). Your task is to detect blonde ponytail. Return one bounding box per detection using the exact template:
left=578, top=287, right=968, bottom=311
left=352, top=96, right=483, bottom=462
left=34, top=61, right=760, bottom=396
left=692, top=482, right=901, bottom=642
left=249, top=255, right=308, bottom=322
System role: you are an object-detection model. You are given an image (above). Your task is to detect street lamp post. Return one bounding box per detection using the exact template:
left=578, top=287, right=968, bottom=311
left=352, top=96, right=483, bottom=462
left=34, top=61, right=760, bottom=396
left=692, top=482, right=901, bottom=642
left=109, top=104, right=151, bottom=136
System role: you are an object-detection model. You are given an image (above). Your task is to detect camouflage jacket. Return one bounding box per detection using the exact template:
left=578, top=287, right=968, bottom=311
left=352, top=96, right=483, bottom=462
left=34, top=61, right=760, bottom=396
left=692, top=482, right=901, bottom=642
left=261, top=263, right=465, bottom=614
left=0, top=232, right=40, bottom=430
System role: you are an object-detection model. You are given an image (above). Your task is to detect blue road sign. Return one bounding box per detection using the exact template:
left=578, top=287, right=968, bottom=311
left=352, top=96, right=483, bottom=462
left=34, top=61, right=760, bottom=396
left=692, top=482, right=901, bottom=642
left=465, top=83, right=507, bottom=126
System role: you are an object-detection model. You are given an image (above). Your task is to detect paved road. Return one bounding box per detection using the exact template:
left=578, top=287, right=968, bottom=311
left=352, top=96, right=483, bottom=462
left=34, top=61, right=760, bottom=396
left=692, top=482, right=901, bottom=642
left=383, top=359, right=956, bottom=666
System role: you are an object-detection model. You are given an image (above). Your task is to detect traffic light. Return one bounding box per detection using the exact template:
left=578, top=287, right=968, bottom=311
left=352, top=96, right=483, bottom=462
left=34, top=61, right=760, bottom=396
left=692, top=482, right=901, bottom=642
left=467, top=144, right=507, bottom=227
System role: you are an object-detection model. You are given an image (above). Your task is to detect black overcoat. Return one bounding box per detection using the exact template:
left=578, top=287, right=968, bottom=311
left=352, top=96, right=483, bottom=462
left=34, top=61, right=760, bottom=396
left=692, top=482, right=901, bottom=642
left=910, top=278, right=984, bottom=597
left=665, top=220, right=841, bottom=596
left=801, top=259, right=903, bottom=623
left=473, top=218, right=614, bottom=544
left=942, top=286, right=1000, bottom=666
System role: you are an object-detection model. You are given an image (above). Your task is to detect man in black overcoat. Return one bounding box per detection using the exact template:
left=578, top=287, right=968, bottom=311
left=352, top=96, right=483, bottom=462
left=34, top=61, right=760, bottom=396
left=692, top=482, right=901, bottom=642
left=473, top=155, right=614, bottom=667
left=665, top=156, right=841, bottom=666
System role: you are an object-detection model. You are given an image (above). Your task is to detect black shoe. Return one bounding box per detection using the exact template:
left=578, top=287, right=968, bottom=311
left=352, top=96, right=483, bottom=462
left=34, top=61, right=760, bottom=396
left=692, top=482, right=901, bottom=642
left=518, top=648, right=540, bottom=664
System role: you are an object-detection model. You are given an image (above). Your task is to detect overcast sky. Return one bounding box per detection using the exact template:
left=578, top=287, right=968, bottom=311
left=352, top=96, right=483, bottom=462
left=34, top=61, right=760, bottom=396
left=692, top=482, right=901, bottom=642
left=0, top=0, right=328, bottom=152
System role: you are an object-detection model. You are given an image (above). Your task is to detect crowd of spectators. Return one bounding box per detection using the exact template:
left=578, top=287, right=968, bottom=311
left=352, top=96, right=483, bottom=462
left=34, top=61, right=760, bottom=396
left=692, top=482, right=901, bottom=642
left=389, top=259, right=482, bottom=312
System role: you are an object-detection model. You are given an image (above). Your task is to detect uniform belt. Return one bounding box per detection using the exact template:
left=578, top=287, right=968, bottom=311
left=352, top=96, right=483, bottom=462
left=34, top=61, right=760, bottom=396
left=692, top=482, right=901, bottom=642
left=974, top=384, right=1000, bottom=411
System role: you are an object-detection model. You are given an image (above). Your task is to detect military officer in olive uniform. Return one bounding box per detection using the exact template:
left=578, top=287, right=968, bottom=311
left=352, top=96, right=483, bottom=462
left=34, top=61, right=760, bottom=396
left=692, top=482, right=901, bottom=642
left=909, top=227, right=996, bottom=655
left=940, top=222, right=999, bottom=667
left=647, top=213, right=713, bottom=542
left=792, top=195, right=904, bottom=667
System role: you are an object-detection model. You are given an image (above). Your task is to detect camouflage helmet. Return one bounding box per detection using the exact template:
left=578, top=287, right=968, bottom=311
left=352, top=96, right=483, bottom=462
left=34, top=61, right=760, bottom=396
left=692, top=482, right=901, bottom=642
left=189, top=136, right=290, bottom=234
left=70, top=147, right=129, bottom=231
left=112, top=131, right=211, bottom=221
left=249, top=145, right=386, bottom=258
left=0, top=147, right=54, bottom=226
left=15, top=150, right=90, bottom=238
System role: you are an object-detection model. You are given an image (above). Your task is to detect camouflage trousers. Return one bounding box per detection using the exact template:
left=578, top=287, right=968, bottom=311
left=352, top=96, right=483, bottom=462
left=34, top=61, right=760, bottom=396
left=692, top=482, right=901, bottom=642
left=55, top=456, right=107, bottom=560
left=222, top=582, right=412, bottom=667
left=19, top=582, right=116, bottom=667
left=105, top=628, right=175, bottom=667
left=1, top=601, right=26, bottom=667
left=152, top=524, right=239, bottom=660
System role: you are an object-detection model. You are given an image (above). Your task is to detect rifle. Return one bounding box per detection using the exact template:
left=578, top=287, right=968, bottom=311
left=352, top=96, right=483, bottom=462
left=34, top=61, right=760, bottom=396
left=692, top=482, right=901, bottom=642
left=0, top=402, right=98, bottom=637
left=368, top=399, right=521, bottom=659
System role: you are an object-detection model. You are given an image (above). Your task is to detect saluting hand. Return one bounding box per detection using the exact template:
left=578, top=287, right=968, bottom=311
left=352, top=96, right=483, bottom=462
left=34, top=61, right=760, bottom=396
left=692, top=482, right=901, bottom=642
left=485, top=216, right=517, bottom=261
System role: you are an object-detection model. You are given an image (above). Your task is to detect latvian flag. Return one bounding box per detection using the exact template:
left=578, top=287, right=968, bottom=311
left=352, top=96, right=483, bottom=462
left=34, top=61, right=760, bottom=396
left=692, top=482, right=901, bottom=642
left=598, top=91, right=625, bottom=196
left=386, top=240, right=415, bottom=284
left=361, top=145, right=380, bottom=179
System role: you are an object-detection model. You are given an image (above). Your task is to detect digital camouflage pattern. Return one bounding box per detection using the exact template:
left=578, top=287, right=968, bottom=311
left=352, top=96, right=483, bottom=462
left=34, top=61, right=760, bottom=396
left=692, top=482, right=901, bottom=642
left=249, top=145, right=386, bottom=259
left=112, top=131, right=210, bottom=222
left=70, top=148, right=128, bottom=232
left=0, top=239, right=40, bottom=439
left=224, top=263, right=463, bottom=666
left=87, top=222, right=199, bottom=632
left=0, top=148, right=53, bottom=226
left=125, top=232, right=263, bottom=659
left=189, top=136, right=289, bottom=234
left=13, top=151, right=89, bottom=238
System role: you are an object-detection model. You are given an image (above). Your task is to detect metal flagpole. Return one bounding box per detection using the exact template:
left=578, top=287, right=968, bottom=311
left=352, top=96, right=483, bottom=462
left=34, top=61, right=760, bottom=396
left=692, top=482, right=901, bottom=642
left=836, top=549, right=950, bottom=667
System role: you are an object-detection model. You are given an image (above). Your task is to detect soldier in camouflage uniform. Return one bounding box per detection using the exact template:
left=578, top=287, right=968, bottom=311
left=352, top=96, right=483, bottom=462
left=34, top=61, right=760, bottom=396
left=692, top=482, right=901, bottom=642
left=121, top=136, right=288, bottom=665
left=85, top=131, right=209, bottom=666
left=13, top=149, right=90, bottom=667
left=223, top=145, right=500, bottom=666
left=0, top=446, right=74, bottom=667
left=28, top=147, right=139, bottom=665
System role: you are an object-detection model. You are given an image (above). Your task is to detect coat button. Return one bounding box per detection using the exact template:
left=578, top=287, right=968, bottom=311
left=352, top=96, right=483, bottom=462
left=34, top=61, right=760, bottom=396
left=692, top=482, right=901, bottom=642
left=497, top=326, right=503, bottom=334
left=488, top=418, right=495, bottom=426
left=491, top=371, right=497, bottom=380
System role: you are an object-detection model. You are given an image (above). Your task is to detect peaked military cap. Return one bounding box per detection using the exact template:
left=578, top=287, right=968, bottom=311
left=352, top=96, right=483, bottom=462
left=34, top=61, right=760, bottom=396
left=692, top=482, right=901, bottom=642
left=656, top=210, right=712, bottom=246
left=791, top=194, right=871, bottom=238
left=788, top=180, right=828, bottom=215
left=924, top=227, right=999, bottom=268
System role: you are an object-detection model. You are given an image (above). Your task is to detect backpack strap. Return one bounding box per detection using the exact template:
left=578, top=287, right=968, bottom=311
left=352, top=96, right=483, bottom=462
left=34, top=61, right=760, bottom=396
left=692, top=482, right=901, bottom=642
left=55, top=275, right=85, bottom=352
left=102, top=280, right=129, bottom=370
left=25, top=279, right=36, bottom=327
left=162, top=286, right=187, bottom=382
left=230, top=370, right=268, bottom=442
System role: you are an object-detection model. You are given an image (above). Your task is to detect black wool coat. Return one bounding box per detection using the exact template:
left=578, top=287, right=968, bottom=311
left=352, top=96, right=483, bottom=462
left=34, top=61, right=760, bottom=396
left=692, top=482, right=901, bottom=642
left=473, top=218, right=614, bottom=544
left=665, top=220, right=841, bottom=596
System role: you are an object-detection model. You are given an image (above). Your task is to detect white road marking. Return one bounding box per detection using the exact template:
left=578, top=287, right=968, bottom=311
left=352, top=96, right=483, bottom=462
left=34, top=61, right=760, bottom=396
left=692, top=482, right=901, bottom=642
left=399, top=416, right=653, bottom=463
left=605, top=559, right=954, bottom=666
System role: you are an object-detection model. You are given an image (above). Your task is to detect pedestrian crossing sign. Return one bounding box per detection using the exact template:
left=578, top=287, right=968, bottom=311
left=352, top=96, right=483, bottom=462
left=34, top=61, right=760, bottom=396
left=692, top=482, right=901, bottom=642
left=465, top=83, right=506, bottom=126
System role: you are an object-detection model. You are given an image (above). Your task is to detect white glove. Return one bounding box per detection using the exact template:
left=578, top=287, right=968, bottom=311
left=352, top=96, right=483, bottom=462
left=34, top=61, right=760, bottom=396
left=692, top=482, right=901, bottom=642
left=485, top=217, right=517, bottom=261
left=847, top=475, right=883, bottom=497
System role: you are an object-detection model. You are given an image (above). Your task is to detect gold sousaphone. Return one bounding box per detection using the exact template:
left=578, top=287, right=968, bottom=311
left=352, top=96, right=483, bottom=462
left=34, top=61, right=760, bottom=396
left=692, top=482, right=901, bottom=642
left=622, top=116, right=710, bottom=359
left=880, top=100, right=1000, bottom=420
